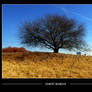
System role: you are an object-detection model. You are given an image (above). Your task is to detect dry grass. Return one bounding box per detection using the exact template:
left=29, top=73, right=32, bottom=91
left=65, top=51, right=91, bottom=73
left=2, top=52, right=92, bottom=78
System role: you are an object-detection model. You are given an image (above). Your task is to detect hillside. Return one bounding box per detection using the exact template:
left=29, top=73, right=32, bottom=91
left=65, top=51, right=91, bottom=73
left=2, top=52, right=92, bottom=78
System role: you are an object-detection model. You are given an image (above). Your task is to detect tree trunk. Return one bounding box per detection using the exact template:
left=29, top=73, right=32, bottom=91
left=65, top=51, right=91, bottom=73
left=54, top=48, right=59, bottom=53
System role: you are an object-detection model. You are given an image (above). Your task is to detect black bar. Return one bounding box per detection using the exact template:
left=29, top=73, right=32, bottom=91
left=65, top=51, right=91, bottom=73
left=1, top=0, right=92, bottom=4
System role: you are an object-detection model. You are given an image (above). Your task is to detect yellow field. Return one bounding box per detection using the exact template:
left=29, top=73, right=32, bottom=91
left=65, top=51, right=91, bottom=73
left=2, top=52, right=92, bottom=78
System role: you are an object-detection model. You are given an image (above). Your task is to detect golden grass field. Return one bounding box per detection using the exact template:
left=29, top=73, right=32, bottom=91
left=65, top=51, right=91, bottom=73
left=2, top=52, right=92, bottom=78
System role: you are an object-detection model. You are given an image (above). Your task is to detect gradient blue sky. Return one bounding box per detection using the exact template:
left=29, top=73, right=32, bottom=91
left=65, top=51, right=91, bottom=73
left=2, top=4, right=92, bottom=55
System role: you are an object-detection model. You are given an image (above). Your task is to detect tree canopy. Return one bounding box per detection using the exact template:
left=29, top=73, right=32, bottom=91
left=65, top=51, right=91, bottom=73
left=19, top=14, right=87, bottom=53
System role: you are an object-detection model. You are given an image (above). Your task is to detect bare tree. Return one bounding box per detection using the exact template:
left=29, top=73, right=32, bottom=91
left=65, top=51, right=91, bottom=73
left=18, top=14, right=87, bottom=53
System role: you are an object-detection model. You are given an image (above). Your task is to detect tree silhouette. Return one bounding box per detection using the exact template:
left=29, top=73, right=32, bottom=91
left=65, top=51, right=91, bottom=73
left=19, top=14, right=86, bottom=53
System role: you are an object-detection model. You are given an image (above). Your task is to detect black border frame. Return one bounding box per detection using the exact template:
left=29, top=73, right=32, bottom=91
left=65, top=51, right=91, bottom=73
left=1, top=0, right=92, bottom=87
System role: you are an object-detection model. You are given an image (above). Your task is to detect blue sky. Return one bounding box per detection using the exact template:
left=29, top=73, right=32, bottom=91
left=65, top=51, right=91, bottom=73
left=2, top=4, right=92, bottom=55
